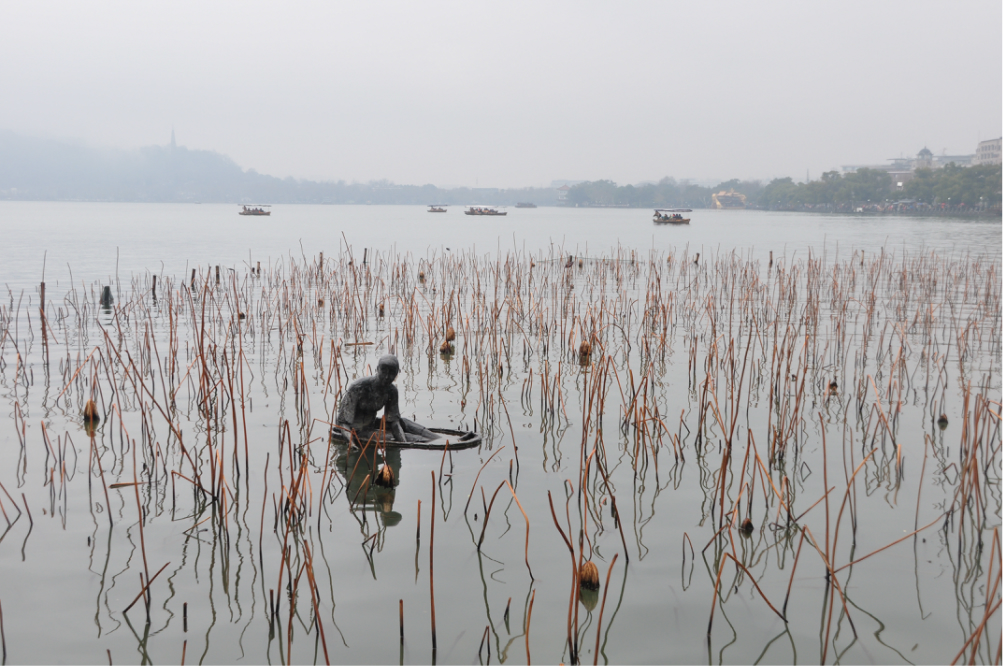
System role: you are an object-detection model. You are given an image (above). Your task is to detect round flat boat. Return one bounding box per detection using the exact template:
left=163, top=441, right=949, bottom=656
left=330, top=427, right=482, bottom=450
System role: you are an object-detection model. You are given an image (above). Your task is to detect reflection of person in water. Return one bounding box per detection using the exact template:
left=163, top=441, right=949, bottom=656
left=336, top=355, right=436, bottom=445
left=336, top=441, right=403, bottom=527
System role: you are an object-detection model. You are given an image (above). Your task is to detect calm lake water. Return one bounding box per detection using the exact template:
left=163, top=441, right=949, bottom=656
left=0, top=202, right=999, bottom=665
left=1, top=202, right=999, bottom=292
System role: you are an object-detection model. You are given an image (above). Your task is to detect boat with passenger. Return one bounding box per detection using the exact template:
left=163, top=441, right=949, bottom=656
left=239, top=205, right=271, bottom=216
left=653, top=208, right=691, bottom=224
left=427, top=205, right=448, bottom=213
left=464, top=206, right=507, bottom=216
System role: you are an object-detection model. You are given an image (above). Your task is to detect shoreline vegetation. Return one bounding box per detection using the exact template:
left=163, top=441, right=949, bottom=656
left=0, top=131, right=999, bottom=214
left=564, top=166, right=1002, bottom=215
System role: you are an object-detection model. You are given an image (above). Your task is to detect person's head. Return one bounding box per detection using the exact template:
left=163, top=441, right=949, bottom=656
left=376, top=355, right=400, bottom=383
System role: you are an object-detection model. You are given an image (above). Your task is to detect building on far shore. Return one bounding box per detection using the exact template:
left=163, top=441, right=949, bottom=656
left=842, top=144, right=981, bottom=190
left=711, top=190, right=747, bottom=209
left=974, top=138, right=1002, bottom=165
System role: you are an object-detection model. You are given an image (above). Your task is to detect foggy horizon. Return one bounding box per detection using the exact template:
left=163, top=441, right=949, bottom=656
left=10, top=126, right=996, bottom=191
left=2, top=1, right=1000, bottom=190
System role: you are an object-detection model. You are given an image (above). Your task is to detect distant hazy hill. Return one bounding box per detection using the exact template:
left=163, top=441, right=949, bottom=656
left=0, top=131, right=558, bottom=205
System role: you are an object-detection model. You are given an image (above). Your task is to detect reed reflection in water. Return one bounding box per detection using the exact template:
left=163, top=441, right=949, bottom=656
left=0, top=242, right=998, bottom=664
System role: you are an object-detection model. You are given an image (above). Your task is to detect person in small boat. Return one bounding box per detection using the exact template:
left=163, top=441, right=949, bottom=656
left=335, top=354, right=437, bottom=444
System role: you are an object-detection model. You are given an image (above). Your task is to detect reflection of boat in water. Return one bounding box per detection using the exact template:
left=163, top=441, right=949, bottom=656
left=464, top=206, right=507, bottom=216
left=515, top=202, right=537, bottom=208
left=239, top=205, right=271, bottom=216
left=653, top=208, right=691, bottom=224
left=711, top=190, right=746, bottom=209
left=331, top=426, right=480, bottom=535
left=427, top=205, right=448, bottom=213
left=334, top=444, right=403, bottom=527
left=330, top=426, right=482, bottom=450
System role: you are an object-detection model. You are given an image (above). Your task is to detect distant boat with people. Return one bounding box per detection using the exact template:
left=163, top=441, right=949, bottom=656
left=427, top=205, right=448, bottom=213
left=653, top=209, right=691, bottom=224
left=515, top=202, right=537, bottom=208
left=239, top=205, right=271, bottom=216
left=464, top=206, right=507, bottom=216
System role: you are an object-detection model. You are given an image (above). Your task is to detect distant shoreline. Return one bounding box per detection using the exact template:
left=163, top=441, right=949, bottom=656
left=1, top=198, right=999, bottom=218
left=3, top=132, right=999, bottom=212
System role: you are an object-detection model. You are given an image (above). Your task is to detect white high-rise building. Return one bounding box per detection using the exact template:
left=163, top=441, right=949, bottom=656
left=974, top=138, right=1001, bottom=165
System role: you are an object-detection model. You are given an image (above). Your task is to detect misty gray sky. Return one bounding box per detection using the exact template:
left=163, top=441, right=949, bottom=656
left=2, top=1, right=1000, bottom=188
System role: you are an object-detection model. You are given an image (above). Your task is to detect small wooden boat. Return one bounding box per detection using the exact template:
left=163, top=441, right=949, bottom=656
left=330, top=426, right=482, bottom=450
left=653, top=208, right=691, bottom=224
left=465, top=206, right=507, bottom=216
left=427, top=205, right=448, bottom=213
left=239, top=205, right=271, bottom=216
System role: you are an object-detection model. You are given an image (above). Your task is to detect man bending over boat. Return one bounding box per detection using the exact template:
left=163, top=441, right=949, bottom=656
left=335, top=354, right=437, bottom=445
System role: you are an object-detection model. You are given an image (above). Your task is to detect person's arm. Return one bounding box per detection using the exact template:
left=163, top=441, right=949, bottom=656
left=384, top=385, right=402, bottom=423
left=388, top=419, right=406, bottom=442
left=337, top=386, right=357, bottom=427
left=384, top=385, right=406, bottom=441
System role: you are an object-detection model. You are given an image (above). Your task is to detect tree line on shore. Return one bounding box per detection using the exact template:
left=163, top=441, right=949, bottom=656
left=566, top=164, right=1001, bottom=213
left=1, top=130, right=999, bottom=211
